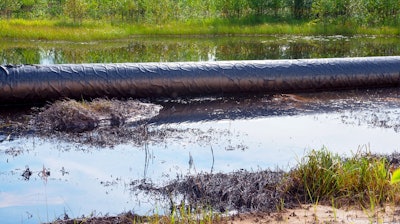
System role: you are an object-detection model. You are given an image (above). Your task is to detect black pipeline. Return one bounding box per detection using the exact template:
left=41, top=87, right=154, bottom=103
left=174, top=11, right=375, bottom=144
left=0, top=56, right=399, bottom=104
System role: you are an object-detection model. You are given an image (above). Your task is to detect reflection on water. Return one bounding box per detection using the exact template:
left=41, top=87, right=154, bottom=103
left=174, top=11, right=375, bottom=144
left=1, top=34, right=399, bottom=223
left=1, top=35, right=400, bottom=64
left=1, top=88, right=400, bottom=223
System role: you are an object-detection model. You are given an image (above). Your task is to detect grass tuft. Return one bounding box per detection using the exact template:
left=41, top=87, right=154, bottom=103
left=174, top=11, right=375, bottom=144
left=288, top=148, right=400, bottom=208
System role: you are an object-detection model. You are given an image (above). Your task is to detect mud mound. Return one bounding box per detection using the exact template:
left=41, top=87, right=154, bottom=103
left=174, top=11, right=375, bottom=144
left=35, top=99, right=162, bottom=133
left=133, top=170, right=290, bottom=213
left=24, top=99, right=164, bottom=146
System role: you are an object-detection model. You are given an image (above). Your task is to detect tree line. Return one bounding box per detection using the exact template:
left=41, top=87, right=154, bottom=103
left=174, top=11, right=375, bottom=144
left=1, top=0, right=398, bottom=26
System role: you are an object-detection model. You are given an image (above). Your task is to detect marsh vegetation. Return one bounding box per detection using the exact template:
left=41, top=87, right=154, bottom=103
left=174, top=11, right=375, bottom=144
left=0, top=0, right=399, bottom=40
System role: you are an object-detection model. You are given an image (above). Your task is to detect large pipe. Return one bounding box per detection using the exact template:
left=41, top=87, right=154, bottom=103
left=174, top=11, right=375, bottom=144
left=1, top=56, right=399, bottom=104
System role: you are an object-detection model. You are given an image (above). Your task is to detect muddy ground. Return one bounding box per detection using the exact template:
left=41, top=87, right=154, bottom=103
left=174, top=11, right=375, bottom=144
left=51, top=204, right=400, bottom=224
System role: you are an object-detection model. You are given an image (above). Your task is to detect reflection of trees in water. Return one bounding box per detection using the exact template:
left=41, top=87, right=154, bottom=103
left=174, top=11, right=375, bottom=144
left=1, top=36, right=399, bottom=64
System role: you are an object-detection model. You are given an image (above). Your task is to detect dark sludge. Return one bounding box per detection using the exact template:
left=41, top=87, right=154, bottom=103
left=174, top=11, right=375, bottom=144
left=0, top=56, right=399, bottom=104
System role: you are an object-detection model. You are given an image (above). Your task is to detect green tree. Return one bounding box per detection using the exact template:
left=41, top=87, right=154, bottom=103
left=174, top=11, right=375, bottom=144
left=248, top=0, right=268, bottom=16
left=312, top=0, right=351, bottom=22
left=141, top=0, right=174, bottom=24
left=47, top=0, right=65, bottom=18
left=17, top=0, right=35, bottom=18
left=177, top=0, right=210, bottom=21
left=16, top=0, right=47, bottom=18
left=312, top=0, right=336, bottom=22
left=0, top=0, right=21, bottom=18
left=119, top=0, right=146, bottom=22
left=216, top=0, right=248, bottom=18
left=365, top=0, right=400, bottom=25
left=292, top=0, right=312, bottom=19
left=63, top=0, right=88, bottom=24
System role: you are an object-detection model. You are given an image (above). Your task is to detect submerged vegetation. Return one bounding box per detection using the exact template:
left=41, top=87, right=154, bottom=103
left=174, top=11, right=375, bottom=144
left=0, top=0, right=399, bottom=40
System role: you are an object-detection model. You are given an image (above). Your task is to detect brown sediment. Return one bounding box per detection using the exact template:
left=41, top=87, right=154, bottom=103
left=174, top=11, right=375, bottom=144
left=51, top=211, right=155, bottom=224
left=26, top=98, right=165, bottom=146
left=34, top=98, right=162, bottom=133
left=132, top=170, right=292, bottom=213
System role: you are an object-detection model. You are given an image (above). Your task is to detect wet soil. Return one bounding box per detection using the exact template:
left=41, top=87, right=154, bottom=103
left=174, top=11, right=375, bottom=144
left=50, top=205, right=400, bottom=224
left=131, top=170, right=291, bottom=213
left=35, top=99, right=162, bottom=132
left=0, top=99, right=164, bottom=147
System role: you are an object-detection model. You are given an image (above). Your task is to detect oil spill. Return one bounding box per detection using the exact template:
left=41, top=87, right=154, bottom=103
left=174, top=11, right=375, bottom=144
left=1, top=88, right=400, bottom=223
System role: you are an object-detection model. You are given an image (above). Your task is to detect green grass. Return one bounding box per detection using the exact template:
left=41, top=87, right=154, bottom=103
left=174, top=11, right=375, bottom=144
left=0, top=19, right=126, bottom=41
left=0, top=18, right=398, bottom=41
left=288, top=148, right=400, bottom=208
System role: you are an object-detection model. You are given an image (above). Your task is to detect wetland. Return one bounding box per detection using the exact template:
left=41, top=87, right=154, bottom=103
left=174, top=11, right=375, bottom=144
left=1, top=35, right=400, bottom=223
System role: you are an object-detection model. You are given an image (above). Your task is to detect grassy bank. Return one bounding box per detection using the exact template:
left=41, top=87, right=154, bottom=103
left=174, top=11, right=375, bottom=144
left=289, top=148, right=400, bottom=208
left=1, top=19, right=399, bottom=41
left=0, top=19, right=126, bottom=41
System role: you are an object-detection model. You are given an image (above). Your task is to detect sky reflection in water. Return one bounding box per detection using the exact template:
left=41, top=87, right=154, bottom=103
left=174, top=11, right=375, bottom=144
left=1, top=102, right=400, bottom=223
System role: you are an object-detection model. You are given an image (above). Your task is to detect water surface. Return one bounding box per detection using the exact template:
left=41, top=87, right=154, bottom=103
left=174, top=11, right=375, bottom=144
left=1, top=88, right=400, bottom=223
left=0, top=35, right=400, bottom=223
left=1, top=35, right=399, bottom=64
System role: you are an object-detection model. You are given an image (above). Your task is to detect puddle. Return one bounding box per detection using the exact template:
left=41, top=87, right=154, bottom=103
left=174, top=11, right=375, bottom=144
left=1, top=88, right=400, bottom=223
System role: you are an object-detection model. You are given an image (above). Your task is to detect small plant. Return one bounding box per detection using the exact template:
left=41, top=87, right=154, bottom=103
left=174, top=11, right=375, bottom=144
left=391, top=168, right=400, bottom=184
left=290, top=148, right=340, bottom=203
